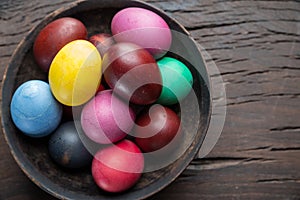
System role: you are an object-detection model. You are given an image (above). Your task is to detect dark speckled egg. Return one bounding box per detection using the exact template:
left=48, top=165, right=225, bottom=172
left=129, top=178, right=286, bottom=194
left=48, top=121, right=92, bottom=169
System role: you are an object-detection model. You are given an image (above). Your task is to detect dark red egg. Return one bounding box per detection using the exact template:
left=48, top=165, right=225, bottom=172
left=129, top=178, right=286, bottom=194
left=103, top=42, right=162, bottom=105
left=89, top=33, right=115, bottom=57
left=134, top=105, right=181, bottom=152
left=33, top=17, right=87, bottom=72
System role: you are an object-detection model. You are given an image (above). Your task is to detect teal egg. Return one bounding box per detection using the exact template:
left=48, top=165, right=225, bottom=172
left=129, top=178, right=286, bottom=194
left=157, top=57, right=193, bottom=105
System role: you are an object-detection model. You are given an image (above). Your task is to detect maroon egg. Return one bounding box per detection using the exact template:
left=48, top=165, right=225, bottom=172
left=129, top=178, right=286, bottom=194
left=89, top=33, right=115, bottom=57
left=33, top=17, right=87, bottom=72
left=134, top=105, right=181, bottom=152
left=103, top=42, right=162, bottom=105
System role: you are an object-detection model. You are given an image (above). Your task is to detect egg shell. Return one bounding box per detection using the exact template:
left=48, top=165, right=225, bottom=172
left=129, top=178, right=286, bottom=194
left=103, top=42, right=162, bottom=105
left=48, top=121, right=93, bottom=168
left=92, top=139, right=144, bottom=193
left=49, top=40, right=102, bottom=106
left=81, top=90, right=135, bottom=144
left=111, top=7, right=172, bottom=59
left=134, top=105, right=181, bottom=152
left=33, top=17, right=87, bottom=72
left=10, top=80, right=62, bottom=137
left=156, top=57, right=193, bottom=105
left=89, top=33, right=115, bottom=57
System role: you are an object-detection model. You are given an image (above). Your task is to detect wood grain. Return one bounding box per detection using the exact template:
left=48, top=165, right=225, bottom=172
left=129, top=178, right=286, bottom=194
left=1, top=0, right=300, bottom=199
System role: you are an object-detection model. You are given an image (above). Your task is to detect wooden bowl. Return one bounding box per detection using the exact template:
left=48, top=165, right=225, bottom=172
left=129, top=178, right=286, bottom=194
left=1, top=0, right=211, bottom=199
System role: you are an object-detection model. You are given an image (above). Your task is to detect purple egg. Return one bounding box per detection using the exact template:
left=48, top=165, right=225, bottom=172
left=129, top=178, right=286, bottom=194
left=81, top=90, right=135, bottom=144
left=111, top=7, right=172, bottom=59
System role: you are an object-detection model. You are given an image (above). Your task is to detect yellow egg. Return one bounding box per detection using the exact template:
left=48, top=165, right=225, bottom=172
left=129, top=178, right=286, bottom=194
left=49, top=40, right=102, bottom=106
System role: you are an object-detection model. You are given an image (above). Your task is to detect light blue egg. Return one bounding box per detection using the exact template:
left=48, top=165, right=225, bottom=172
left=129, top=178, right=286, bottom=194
left=10, top=80, right=62, bottom=137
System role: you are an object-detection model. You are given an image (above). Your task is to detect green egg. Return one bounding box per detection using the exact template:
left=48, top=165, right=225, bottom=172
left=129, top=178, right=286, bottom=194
left=157, top=57, right=193, bottom=105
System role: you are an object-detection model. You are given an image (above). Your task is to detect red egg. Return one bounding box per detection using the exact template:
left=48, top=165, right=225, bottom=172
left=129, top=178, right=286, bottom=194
left=103, top=42, right=162, bottom=105
left=92, top=139, right=144, bottom=193
left=134, top=105, right=181, bottom=152
left=89, top=33, right=115, bottom=57
left=33, top=17, right=87, bottom=72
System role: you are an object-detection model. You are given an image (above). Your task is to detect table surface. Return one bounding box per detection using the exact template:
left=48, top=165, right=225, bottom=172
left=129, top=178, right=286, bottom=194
left=0, top=0, right=300, bottom=199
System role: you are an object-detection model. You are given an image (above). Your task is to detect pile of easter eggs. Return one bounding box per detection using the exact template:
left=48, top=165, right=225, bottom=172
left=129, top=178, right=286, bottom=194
left=10, top=7, right=194, bottom=193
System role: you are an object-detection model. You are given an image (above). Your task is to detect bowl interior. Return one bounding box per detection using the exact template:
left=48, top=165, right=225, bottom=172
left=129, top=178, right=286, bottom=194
left=1, top=0, right=211, bottom=199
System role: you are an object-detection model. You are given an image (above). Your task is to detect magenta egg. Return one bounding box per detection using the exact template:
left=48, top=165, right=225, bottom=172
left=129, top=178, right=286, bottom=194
left=111, top=7, right=172, bottom=59
left=81, top=90, right=135, bottom=144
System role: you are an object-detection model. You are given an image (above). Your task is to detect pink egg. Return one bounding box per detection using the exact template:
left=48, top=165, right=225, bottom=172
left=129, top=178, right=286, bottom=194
left=111, top=7, right=172, bottom=59
left=81, top=90, right=135, bottom=144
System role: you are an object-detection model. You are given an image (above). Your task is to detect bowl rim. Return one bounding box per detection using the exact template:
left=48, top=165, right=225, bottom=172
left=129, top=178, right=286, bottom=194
left=1, top=0, right=212, bottom=199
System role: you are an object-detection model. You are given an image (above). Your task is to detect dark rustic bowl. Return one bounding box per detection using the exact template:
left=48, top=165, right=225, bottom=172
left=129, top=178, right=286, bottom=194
left=1, top=0, right=211, bottom=199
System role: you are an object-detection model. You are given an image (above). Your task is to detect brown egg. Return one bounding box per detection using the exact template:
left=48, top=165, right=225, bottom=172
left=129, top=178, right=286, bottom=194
left=103, top=42, right=162, bottom=105
left=134, top=105, right=181, bottom=152
left=33, top=17, right=87, bottom=72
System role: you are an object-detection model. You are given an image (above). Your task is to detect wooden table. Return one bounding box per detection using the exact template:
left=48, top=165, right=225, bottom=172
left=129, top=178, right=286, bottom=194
left=0, top=0, right=299, bottom=199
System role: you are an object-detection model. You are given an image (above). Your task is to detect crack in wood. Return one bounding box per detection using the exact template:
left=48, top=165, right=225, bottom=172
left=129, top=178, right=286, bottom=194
left=186, top=20, right=269, bottom=31
left=264, top=93, right=300, bottom=98
left=227, top=99, right=261, bottom=106
left=0, top=42, right=19, bottom=47
left=256, top=7, right=300, bottom=13
left=266, top=28, right=300, bottom=37
left=244, top=70, right=273, bottom=76
left=163, top=9, right=204, bottom=14
left=237, top=146, right=272, bottom=152
left=0, top=29, right=30, bottom=37
left=269, top=126, right=300, bottom=132
left=220, top=69, right=248, bottom=76
left=0, top=54, right=12, bottom=58
left=256, top=178, right=300, bottom=183
left=270, top=39, right=300, bottom=44
left=188, top=157, right=275, bottom=171
left=270, top=147, right=300, bottom=152
left=200, top=32, right=232, bottom=38
left=270, top=66, right=300, bottom=71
